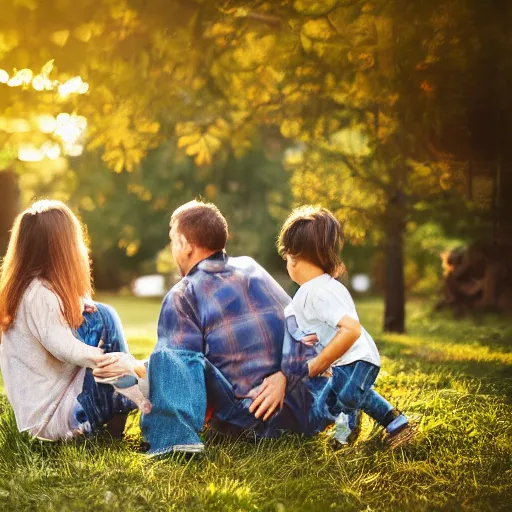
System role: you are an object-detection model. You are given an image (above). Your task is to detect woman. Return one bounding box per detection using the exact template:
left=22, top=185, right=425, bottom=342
left=0, top=200, right=149, bottom=440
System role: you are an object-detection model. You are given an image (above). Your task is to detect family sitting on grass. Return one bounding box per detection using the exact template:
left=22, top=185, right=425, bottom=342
left=0, top=199, right=415, bottom=456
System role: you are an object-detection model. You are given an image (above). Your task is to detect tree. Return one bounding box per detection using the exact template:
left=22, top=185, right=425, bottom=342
left=1, top=0, right=503, bottom=331
left=0, top=168, right=19, bottom=255
left=273, top=0, right=475, bottom=332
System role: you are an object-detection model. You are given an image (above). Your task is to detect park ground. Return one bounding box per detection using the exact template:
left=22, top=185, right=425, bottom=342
left=0, top=296, right=511, bottom=511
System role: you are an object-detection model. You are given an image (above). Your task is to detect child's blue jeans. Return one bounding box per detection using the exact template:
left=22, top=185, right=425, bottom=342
left=311, top=360, right=394, bottom=426
left=72, top=303, right=137, bottom=434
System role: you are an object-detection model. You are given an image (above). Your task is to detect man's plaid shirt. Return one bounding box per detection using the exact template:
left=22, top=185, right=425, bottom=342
left=155, top=252, right=311, bottom=398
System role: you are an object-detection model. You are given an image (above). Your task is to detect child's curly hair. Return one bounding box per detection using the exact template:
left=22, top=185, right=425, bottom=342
left=277, top=205, right=346, bottom=278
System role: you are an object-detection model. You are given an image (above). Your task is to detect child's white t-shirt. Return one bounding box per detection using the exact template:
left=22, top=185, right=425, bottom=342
left=288, top=273, right=380, bottom=367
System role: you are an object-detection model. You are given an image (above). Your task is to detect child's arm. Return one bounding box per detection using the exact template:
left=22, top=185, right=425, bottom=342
left=307, top=315, right=361, bottom=378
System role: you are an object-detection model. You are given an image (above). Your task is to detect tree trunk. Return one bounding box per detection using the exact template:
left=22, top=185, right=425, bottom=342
left=0, top=169, right=20, bottom=256
left=383, top=197, right=406, bottom=333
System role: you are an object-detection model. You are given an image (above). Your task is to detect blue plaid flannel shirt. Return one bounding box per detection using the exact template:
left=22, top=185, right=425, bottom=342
left=141, top=252, right=328, bottom=454
left=156, top=252, right=311, bottom=396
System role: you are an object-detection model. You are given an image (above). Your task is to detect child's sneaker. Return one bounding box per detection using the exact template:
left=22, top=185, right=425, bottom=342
left=385, top=412, right=408, bottom=434
left=385, top=412, right=417, bottom=448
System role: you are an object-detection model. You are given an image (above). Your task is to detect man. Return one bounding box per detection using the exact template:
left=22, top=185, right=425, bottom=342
left=140, top=200, right=331, bottom=456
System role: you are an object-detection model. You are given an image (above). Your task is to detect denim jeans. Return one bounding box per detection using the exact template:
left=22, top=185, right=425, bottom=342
left=72, top=303, right=136, bottom=434
left=311, top=360, right=394, bottom=426
left=141, top=348, right=332, bottom=456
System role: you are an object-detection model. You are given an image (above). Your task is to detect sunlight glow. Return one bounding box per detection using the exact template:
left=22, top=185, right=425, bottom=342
left=54, top=113, right=87, bottom=143
left=2, top=60, right=90, bottom=163
left=1, top=61, right=88, bottom=96
left=42, top=141, right=61, bottom=160
left=64, top=144, right=84, bottom=157
left=52, top=113, right=87, bottom=156
left=18, top=144, right=44, bottom=162
left=17, top=142, right=62, bottom=162
left=7, top=69, right=33, bottom=87
left=58, top=77, right=89, bottom=97
left=37, top=115, right=57, bottom=133
left=0, top=118, right=31, bottom=133
left=352, top=274, right=371, bottom=293
left=32, top=75, right=55, bottom=91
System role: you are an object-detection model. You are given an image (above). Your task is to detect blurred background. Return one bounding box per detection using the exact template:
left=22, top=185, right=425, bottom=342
left=1, top=0, right=511, bottom=334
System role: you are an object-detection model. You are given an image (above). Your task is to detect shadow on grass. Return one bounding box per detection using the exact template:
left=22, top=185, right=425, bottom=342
left=376, top=333, right=512, bottom=399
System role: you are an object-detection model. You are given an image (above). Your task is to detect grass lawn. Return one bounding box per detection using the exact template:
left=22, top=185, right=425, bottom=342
left=0, top=296, right=511, bottom=511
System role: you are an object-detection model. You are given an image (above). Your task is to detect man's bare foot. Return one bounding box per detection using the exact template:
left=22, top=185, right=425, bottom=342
left=116, top=384, right=152, bottom=414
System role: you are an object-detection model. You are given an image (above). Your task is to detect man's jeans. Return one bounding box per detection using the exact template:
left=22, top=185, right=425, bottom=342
left=141, top=348, right=333, bottom=456
left=72, top=303, right=136, bottom=434
left=310, top=361, right=394, bottom=426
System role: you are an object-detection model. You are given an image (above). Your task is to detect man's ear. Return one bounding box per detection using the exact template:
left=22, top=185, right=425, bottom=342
left=179, top=233, right=193, bottom=255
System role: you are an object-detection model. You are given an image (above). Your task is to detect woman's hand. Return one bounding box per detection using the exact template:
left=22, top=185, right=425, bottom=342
left=90, top=348, right=120, bottom=368
left=83, top=301, right=97, bottom=314
left=92, top=352, right=137, bottom=380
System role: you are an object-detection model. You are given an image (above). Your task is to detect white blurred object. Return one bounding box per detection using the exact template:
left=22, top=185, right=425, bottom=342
left=351, top=274, right=371, bottom=293
left=132, top=274, right=165, bottom=297
left=58, top=76, right=89, bottom=97
left=333, top=412, right=351, bottom=444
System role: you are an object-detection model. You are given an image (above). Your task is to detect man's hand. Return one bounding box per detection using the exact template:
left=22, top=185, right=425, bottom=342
left=248, top=371, right=286, bottom=421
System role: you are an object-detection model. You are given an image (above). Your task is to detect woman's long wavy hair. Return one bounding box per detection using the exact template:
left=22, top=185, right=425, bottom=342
left=0, top=200, right=92, bottom=334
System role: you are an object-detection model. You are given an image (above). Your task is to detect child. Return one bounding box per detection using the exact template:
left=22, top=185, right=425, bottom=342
left=278, top=205, right=414, bottom=447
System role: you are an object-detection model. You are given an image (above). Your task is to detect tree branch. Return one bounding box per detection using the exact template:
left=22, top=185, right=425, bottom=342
left=315, top=146, right=392, bottom=193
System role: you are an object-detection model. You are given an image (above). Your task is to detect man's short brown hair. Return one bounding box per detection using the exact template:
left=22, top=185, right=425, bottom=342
left=278, top=205, right=346, bottom=277
left=171, top=200, right=228, bottom=251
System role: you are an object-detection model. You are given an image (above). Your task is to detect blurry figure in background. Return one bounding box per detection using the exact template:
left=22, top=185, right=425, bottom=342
left=131, top=275, right=166, bottom=298
left=440, top=242, right=511, bottom=315
left=0, top=200, right=150, bottom=442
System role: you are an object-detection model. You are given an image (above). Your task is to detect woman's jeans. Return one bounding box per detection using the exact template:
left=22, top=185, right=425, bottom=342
left=72, top=303, right=136, bottom=434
